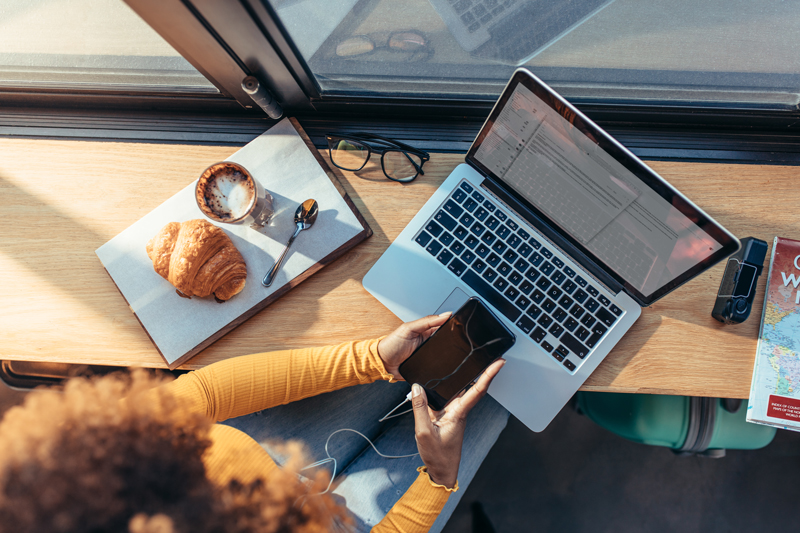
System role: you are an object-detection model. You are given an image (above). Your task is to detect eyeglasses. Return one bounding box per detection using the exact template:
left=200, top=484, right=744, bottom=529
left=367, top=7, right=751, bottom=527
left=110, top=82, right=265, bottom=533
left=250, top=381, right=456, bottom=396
left=326, top=132, right=430, bottom=183
left=335, top=31, right=433, bottom=62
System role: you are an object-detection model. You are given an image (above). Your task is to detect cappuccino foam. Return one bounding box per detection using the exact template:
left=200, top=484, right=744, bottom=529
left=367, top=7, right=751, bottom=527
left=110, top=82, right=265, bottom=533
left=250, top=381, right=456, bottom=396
left=197, top=164, right=255, bottom=221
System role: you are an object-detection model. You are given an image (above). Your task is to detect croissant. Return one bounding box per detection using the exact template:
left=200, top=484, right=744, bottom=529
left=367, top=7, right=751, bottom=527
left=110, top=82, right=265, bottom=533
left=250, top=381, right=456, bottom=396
left=146, top=219, right=247, bottom=301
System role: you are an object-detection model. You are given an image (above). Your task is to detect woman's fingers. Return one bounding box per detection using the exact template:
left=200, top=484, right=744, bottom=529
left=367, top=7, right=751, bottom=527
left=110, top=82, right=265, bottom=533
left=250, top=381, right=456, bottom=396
left=403, top=313, right=450, bottom=337
left=411, top=384, right=436, bottom=440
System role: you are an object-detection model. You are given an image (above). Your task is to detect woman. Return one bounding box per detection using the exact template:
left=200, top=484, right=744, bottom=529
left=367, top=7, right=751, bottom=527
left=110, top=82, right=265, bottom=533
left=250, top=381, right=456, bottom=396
left=0, top=314, right=507, bottom=532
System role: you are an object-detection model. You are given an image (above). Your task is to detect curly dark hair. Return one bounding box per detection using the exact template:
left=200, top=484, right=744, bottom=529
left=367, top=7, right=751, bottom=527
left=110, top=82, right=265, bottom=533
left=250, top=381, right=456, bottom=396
left=0, top=370, right=347, bottom=533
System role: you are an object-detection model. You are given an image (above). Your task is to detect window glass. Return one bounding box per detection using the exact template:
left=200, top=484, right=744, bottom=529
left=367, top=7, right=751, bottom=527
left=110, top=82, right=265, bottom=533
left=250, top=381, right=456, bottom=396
left=0, top=0, right=216, bottom=91
left=269, top=0, right=800, bottom=106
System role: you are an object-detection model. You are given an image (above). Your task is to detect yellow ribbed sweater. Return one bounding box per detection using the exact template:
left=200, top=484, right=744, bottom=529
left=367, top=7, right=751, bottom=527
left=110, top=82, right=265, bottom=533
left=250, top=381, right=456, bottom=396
left=164, top=338, right=456, bottom=532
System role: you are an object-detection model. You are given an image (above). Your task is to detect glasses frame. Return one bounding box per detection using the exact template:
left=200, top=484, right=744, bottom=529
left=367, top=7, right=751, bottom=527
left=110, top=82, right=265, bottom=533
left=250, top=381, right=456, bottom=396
left=326, top=132, right=431, bottom=183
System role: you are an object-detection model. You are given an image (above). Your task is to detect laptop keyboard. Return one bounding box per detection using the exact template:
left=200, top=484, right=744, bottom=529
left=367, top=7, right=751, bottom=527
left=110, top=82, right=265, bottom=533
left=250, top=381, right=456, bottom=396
left=450, top=0, right=518, bottom=34
left=414, top=181, right=624, bottom=374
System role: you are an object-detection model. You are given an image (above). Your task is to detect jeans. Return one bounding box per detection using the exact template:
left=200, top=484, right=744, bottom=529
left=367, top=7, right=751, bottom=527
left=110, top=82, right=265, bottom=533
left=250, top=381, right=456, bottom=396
left=223, top=380, right=509, bottom=532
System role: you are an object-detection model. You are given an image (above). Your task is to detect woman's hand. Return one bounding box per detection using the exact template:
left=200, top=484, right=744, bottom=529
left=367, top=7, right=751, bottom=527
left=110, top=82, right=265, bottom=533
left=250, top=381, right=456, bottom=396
left=411, top=359, right=506, bottom=489
left=377, top=313, right=451, bottom=381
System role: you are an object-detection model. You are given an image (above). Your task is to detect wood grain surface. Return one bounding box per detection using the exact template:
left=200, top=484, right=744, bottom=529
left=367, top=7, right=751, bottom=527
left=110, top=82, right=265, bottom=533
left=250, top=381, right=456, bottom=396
left=0, top=134, right=796, bottom=397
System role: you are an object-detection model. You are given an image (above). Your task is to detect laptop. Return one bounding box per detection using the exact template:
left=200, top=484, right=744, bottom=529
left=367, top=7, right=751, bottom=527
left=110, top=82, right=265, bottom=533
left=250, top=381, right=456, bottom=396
left=362, top=68, right=740, bottom=432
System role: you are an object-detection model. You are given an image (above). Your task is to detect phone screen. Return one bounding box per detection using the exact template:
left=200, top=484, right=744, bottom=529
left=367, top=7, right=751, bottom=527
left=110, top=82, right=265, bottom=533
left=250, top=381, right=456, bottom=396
left=399, top=298, right=516, bottom=410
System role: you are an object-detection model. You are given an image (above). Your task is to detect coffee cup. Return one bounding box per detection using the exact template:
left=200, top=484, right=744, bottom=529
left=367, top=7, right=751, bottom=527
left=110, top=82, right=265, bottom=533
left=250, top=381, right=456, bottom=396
left=195, top=162, right=274, bottom=229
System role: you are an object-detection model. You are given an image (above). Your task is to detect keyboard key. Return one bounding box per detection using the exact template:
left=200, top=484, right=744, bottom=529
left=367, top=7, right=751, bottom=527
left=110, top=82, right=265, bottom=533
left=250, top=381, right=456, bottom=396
left=547, top=286, right=563, bottom=301
left=495, top=210, right=507, bottom=222
left=540, top=261, right=555, bottom=276
left=481, top=232, right=496, bottom=246
left=550, top=271, right=566, bottom=285
left=585, top=331, right=603, bottom=349
left=540, top=247, right=553, bottom=259
left=483, top=200, right=496, bottom=212
left=574, top=275, right=588, bottom=287
left=569, top=304, right=584, bottom=319
left=542, top=299, right=557, bottom=313
left=553, top=308, right=568, bottom=323
left=460, top=181, right=473, bottom=193
left=492, top=241, right=507, bottom=254
left=465, top=235, right=480, bottom=249
left=493, top=277, right=508, bottom=291
left=426, top=240, right=442, bottom=256
left=562, top=280, right=577, bottom=294
left=531, top=326, right=546, bottom=343
left=518, top=228, right=530, bottom=240
left=575, top=326, right=590, bottom=341
left=448, top=258, right=466, bottom=276
left=462, top=250, right=476, bottom=264
left=473, top=259, right=487, bottom=273
left=558, top=295, right=574, bottom=310
left=506, top=219, right=518, bottom=231
left=530, top=252, right=544, bottom=267
left=497, top=262, right=512, bottom=277
left=474, top=207, right=489, bottom=221
left=524, top=267, right=540, bottom=282
left=502, top=249, right=518, bottom=263
left=526, top=305, right=542, bottom=319
left=504, top=286, right=519, bottom=300
left=529, top=237, right=541, bottom=249
left=459, top=213, right=475, bottom=227
left=453, top=189, right=468, bottom=203
left=514, top=258, right=529, bottom=273
left=454, top=225, right=469, bottom=240
left=519, top=280, right=535, bottom=295
left=508, top=271, right=523, bottom=286
left=516, top=295, right=531, bottom=310
left=564, top=317, right=579, bottom=332
left=552, top=257, right=564, bottom=269
left=487, top=253, right=501, bottom=267
left=507, top=234, right=522, bottom=249
left=573, top=288, right=588, bottom=304
left=441, top=232, right=454, bottom=246
left=425, top=220, right=443, bottom=237
left=535, top=277, right=551, bottom=291
left=485, top=216, right=500, bottom=230
left=497, top=225, right=511, bottom=239
left=542, top=341, right=555, bottom=354
left=596, top=307, right=617, bottom=327
left=563, top=266, right=576, bottom=278
left=563, top=359, right=576, bottom=371
left=463, top=198, right=478, bottom=212
left=437, top=249, right=453, bottom=265
left=470, top=223, right=485, bottom=237
left=443, top=199, right=464, bottom=219
left=537, top=314, right=553, bottom=328
left=517, top=243, right=533, bottom=258
left=592, top=323, right=608, bottom=337
left=415, top=231, right=432, bottom=247
left=549, top=323, right=564, bottom=337
left=609, top=304, right=622, bottom=316
left=531, top=289, right=545, bottom=304
left=471, top=190, right=485, bottom=203
left=585, top=298, right=600, bottom=313
left=580, top=314, right=596, bottom=328
left=516, top=315, right=535, bottom=334
left=434, top=210, right=457, bottom=231
left=461, top=270, right=521, bottom=322
left=549, top=347, right=562, bottom=360
left=475, top=243, right=490, bottom=258
left=587, top=285, right=600, bottom=298
left=555, top=344, right=569, bottom=358
left=483, top=268, right=498, bottom=282
left=598, top=295, right=611, bottom=307
left=450, top=241, right=465, bottom=254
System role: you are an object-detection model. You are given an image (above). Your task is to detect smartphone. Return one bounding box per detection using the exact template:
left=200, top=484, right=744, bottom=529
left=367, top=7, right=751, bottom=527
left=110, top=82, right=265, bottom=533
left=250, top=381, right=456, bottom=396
left=399, top=297, right=516, bottom=411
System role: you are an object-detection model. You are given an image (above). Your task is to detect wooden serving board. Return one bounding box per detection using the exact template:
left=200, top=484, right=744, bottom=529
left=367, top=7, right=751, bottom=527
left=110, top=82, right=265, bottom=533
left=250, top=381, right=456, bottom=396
left=95, top=118, right=371, bottom=368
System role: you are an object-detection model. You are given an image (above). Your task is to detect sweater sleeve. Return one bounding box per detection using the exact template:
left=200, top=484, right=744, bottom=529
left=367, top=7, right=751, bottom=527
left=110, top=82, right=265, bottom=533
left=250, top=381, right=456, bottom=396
left=164, top=338, right=393, bottom=421
left=370, top=467, right=457, bottom=533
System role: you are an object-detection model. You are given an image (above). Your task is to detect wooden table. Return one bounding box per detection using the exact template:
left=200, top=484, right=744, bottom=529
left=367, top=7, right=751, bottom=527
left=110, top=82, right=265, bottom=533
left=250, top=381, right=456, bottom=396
left=0, top=135, right=794, bottom=398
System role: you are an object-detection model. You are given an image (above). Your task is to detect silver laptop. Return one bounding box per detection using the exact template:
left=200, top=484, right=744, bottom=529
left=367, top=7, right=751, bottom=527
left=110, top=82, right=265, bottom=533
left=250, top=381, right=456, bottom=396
left=363, top=68, right=739, bottom=432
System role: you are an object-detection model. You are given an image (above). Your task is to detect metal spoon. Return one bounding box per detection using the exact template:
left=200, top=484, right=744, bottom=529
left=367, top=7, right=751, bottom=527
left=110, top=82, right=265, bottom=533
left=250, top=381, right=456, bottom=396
left=262, top=199, right=319, bottom=287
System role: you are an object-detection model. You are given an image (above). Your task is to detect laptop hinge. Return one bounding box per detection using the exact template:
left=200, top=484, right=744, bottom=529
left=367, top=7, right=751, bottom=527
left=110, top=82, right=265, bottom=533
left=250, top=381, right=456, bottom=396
left=480, top=176, right=625, bottom=295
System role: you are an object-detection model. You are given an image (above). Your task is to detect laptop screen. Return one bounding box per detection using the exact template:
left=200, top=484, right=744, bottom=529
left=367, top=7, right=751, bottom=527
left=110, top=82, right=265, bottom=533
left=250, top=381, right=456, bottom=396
left=467, top=69, right=739, bottom=304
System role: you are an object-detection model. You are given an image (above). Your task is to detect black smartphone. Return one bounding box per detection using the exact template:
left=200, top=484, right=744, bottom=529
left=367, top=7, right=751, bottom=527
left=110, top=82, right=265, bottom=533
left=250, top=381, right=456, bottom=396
left=399, top=298, right=516, bottom=411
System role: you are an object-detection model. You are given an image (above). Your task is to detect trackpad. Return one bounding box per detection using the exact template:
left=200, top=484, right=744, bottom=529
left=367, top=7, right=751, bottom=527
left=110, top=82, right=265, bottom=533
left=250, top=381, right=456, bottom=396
left=434, top=287, right=470, bottom=315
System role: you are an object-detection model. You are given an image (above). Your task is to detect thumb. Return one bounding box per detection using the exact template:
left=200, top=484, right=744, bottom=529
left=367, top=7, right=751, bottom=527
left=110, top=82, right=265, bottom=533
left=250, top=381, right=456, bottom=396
left=411, top=384, right=434, bottom=437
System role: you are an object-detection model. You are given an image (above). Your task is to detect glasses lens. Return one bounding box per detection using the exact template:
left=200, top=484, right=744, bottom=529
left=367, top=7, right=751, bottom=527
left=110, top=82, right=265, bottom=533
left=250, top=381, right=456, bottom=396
left=336, top=37, right=375, bottom=57
left=388, top=32, right=426, bottom=52
left=329, top=138, right=370, bottom=170
left=383, top=151, right=422, bottom=182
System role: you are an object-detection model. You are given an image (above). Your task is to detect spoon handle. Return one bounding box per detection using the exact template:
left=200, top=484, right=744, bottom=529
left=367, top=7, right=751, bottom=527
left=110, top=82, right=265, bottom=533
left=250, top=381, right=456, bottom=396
left=262, top=224, right=303, bottom=287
